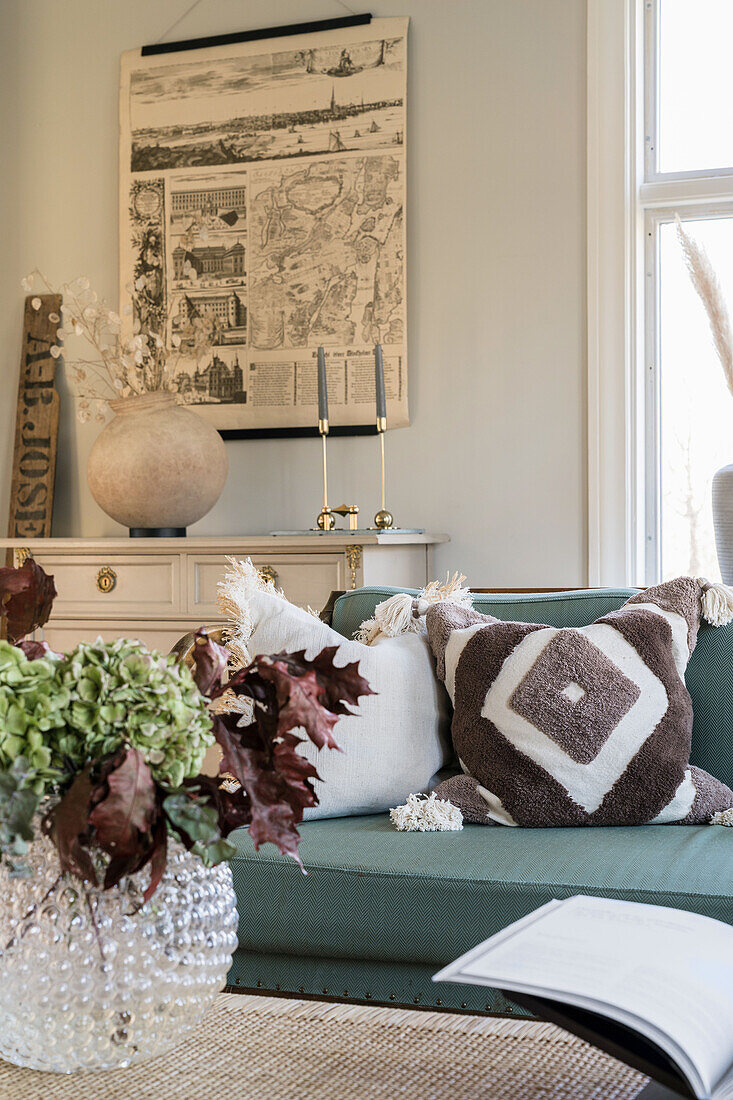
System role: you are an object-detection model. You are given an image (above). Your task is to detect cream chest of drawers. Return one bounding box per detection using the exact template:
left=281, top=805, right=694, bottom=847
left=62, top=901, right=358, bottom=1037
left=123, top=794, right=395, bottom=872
left=0, top=534, right=448, bottom=652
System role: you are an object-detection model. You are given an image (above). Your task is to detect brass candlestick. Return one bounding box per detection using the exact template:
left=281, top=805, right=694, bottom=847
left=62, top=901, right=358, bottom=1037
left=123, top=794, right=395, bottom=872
left=332, top=503, right=360, bottom=531
left=316, top=418, right=335, bottom=530
left=373, top=414, right=395, bottom=529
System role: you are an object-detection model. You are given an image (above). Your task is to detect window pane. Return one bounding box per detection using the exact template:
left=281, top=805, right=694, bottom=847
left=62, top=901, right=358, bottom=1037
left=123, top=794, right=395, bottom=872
left=658, top=0, right=733, bottom=174
left=659, top=217, right=733, bottom=580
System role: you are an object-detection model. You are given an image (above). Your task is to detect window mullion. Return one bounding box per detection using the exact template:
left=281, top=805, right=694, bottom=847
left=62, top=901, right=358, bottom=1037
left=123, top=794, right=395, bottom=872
left=643, top=212, right=661, bottom=582
left=641, top=177, right=733, bottom=207
left=643, top=0, right=659, bottom=180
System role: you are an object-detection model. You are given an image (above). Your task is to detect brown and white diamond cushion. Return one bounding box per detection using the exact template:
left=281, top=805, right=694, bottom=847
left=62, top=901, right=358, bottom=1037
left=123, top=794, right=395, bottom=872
left=426, top=578, right=733, bottom=827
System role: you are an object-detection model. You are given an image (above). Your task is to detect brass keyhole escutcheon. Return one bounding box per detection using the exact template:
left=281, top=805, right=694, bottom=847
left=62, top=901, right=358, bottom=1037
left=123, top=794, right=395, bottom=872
left=96, top=566, right=117, bottom=594
left=259, top=565, right=279, bottom=587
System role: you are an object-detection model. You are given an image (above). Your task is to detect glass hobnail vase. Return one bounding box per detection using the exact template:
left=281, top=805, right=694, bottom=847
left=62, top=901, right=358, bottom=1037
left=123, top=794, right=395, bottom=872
left=0, top=830, right=238, bottom=1073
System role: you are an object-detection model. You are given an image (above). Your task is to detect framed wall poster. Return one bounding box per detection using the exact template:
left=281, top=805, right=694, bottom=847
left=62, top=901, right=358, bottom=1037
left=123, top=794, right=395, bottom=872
left=119, top=16, right=409, bottom=437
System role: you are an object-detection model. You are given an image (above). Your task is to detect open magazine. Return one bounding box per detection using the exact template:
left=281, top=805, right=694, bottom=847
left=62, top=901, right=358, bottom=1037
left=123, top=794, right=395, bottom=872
left=434, top=896, right=733, bottom=1100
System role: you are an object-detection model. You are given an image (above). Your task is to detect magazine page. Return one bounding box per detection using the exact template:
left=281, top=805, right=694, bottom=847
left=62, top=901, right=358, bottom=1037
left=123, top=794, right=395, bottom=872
left=436, top=896, right=733, bottom=1100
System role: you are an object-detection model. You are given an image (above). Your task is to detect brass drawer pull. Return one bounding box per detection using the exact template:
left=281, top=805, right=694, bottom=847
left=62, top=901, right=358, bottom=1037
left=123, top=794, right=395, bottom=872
left=259, top=565, right=278, bottom=587
left=96, top=566, right=117, bottom=594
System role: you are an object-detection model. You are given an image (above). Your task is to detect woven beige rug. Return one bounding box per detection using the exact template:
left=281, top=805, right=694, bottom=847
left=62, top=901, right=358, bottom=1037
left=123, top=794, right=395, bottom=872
left=0, top=992, right=648, bottom=1100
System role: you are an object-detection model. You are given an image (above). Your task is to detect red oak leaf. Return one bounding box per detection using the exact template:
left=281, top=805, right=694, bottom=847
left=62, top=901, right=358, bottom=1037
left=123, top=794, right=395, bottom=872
left=0, top=559, right=57, bottom=643
left=17, top=638, right=60, bottom=660
left=308, top=645, right=377, bottom=715
left=103, top=843, right=153, bottom=892
left=184, top=774, right=253, bottom=837
left=212, top=714, right=320, bottom=866
left=271, top=731, right=323, bottom=816
left=204, top=646, right=373, bottom=867
left=258, top=660, right=341, bottom=750
left=44, top=767, right=98, bottom=885
left=89, top=747, right=157, bottom=859
left=142, top=813, right=168, bottom=904
left=189, top=628, right=229, bottom=696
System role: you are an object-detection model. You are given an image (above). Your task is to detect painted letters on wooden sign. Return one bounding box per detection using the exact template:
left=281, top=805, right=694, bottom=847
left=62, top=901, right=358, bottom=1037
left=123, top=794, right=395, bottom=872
left=7, top=294, right=61, bottom=539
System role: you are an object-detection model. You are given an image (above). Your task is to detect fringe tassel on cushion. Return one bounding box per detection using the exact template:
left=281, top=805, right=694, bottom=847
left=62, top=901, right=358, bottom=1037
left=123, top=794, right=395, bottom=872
left=697, top=578, right=733, bottom=627
left=710, top=808, right=733, bottom=826
left=355, top=572, right=472, bottom=644
left=390, top=792, right=463, bottom=832
left=215, top=557, right=287, bottom=727
left=217, top=556, right=285, bottom=669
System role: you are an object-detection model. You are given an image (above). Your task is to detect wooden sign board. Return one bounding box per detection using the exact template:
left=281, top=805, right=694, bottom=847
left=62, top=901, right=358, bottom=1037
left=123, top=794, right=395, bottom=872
left=7, top=294, right=61, bottom=542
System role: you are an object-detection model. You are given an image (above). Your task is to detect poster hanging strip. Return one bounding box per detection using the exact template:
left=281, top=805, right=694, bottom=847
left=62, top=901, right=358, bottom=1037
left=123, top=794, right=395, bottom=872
left=143, top=14, right=372, bottom=57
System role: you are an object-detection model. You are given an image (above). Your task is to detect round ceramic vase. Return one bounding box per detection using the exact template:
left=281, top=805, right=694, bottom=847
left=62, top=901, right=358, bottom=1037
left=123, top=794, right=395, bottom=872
left=87, top=392, right=228, bottom=532
left=713, top=464, right=733, bottom=583
left=0, top=833, right=238, bottom=1073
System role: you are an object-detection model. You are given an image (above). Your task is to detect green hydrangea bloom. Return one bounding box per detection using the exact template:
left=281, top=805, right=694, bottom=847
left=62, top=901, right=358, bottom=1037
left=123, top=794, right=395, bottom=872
left=53, top=638, right=214, bottom=788
left=0, top=641, right=67, bottom=780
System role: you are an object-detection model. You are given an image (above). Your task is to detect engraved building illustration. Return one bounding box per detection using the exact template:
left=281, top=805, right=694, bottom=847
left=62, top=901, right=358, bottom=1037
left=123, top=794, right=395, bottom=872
left=178, top=289, right=247, bottom=344
left=171, top=186, right=247, bottom=218
left=178, top=352, right=245, bottom=403
left=172, top=241, right=245, bottom=280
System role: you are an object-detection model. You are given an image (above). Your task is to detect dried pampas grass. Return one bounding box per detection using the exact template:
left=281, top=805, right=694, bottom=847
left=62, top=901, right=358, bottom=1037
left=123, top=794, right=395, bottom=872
left=676, top=214, right=733, bottom=397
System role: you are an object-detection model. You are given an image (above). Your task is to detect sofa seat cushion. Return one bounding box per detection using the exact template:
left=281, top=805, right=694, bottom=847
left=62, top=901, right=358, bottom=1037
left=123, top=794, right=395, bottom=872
left=229, top=815, right=733, bottom=967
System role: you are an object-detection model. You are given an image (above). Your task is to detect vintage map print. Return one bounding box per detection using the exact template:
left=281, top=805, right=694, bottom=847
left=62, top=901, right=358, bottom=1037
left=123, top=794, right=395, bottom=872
left=119, top=18, right=408, bottom=432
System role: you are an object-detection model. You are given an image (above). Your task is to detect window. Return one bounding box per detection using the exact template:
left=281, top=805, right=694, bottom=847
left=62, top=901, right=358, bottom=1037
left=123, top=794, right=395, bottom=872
left=642, top=0, right=733, bottom=583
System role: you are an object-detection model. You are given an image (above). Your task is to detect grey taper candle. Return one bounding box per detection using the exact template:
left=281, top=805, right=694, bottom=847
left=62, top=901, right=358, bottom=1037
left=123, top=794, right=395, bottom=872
left=374, top=344, right=387, bottom=421
left=317, top=347, right=328, bottom=422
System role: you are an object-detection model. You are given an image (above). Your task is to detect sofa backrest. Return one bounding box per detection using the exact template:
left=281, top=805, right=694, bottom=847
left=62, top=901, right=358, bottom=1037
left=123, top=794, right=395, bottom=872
left=331, top=586, right=733, bottom=790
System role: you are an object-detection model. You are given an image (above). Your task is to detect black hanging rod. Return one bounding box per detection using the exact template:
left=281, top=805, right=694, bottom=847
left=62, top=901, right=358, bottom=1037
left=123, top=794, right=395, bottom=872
left=143, top=13, right=373, bottom=57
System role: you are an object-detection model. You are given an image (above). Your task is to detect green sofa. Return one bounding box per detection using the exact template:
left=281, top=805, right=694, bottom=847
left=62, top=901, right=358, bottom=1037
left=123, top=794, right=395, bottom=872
left=226, top=586, right=733, bottom=1015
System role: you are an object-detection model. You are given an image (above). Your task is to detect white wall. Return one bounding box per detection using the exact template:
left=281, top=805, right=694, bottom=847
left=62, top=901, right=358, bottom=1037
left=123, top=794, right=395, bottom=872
left=0, top=0, right=587, bottom=587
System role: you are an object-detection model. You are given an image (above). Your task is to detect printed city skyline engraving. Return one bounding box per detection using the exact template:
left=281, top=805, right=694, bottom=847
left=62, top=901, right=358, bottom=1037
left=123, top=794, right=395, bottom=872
left=129, top=36, right=404, bottom=170
left=119, top=17, right=409, bottom=432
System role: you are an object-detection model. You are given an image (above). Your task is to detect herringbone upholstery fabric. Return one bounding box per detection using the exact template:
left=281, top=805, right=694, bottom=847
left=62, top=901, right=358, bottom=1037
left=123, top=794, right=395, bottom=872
left=228, top=813, right=733, bottom=1009
left=227, top=951, right=520, bottom=1014
left=688, top=620, right=733, bottom=788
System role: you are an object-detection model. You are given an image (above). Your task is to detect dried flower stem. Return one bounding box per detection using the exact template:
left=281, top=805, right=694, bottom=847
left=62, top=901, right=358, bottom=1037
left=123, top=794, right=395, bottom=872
left=21, top=266, right=220, bottom=424
left=676, top=215, right=733, bottom=398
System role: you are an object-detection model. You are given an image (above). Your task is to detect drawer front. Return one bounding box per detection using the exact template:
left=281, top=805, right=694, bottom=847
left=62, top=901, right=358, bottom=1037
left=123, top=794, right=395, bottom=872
left=188, top=554, right=344, bottom=617
left=30, top=554, right=181, bottom=616
left=41, top=620, right=192, bottom=654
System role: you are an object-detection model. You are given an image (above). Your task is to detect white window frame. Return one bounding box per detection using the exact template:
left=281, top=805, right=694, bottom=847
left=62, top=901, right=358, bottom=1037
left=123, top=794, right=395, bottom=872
left=588, top=0, right=733, bottom=586
left=643, top=202, right=733, bottom=584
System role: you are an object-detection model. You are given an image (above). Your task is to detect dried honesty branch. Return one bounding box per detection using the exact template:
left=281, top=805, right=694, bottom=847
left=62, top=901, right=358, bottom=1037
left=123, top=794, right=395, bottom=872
left=20, top=262, right=221, bottom=422
left=676, top=215, right=733, bottom=398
